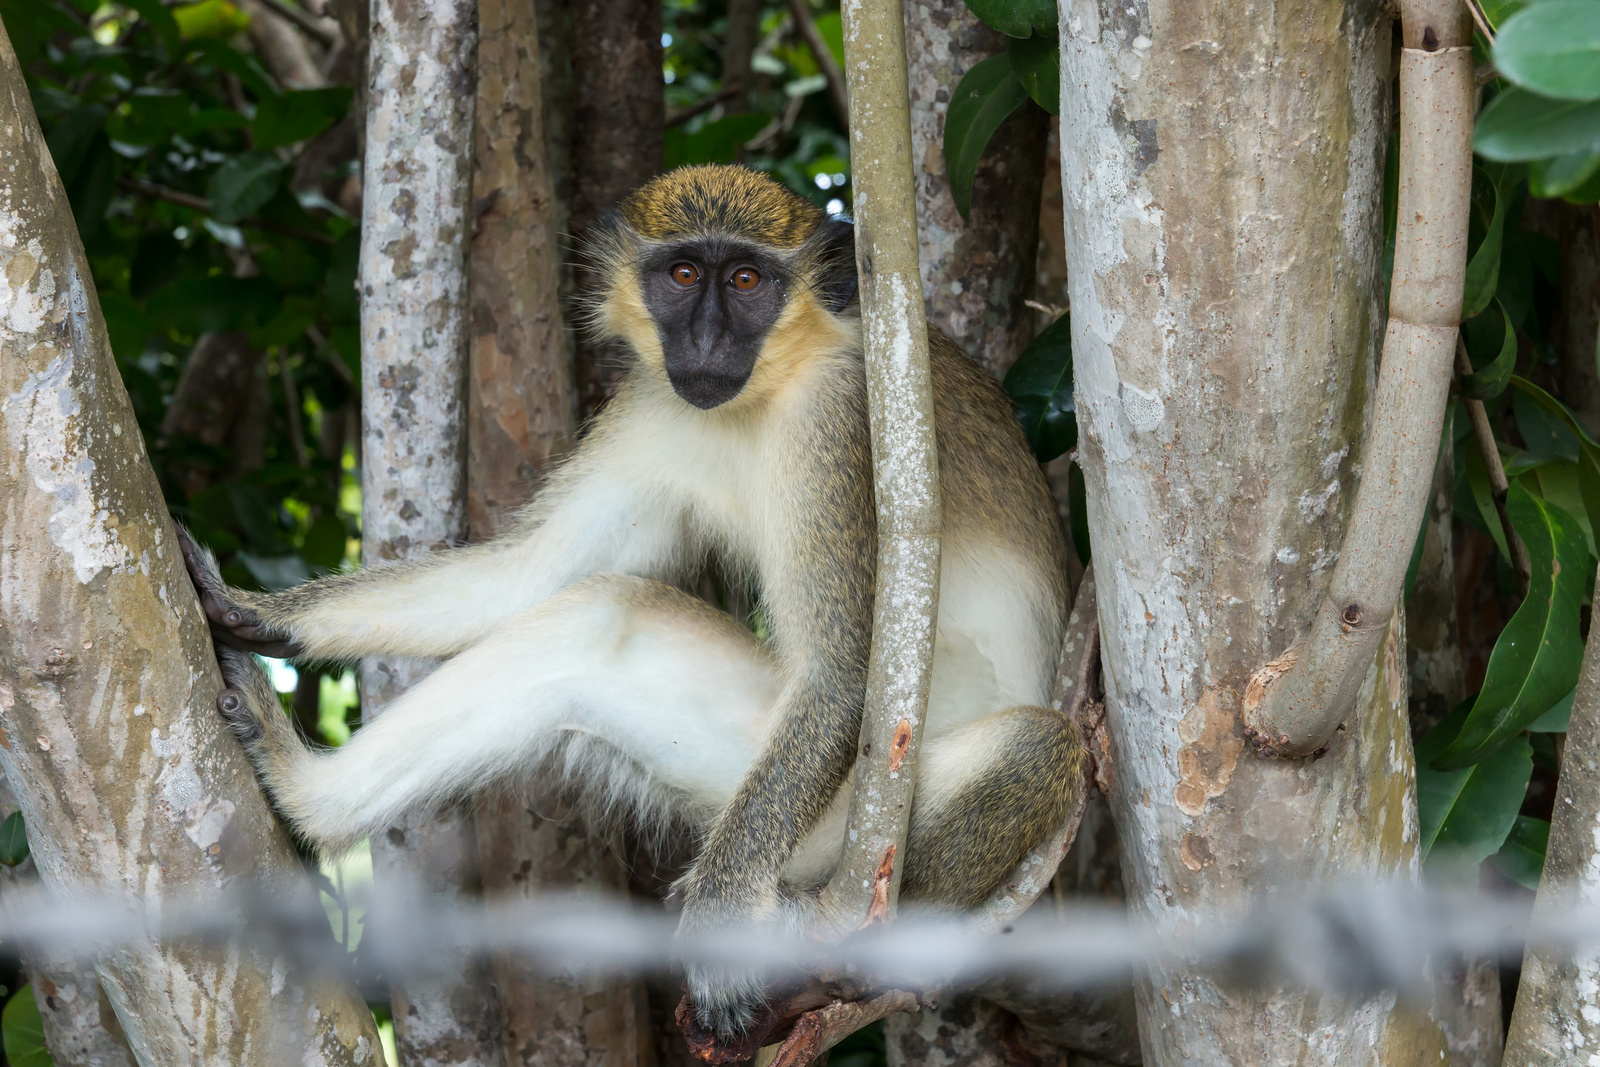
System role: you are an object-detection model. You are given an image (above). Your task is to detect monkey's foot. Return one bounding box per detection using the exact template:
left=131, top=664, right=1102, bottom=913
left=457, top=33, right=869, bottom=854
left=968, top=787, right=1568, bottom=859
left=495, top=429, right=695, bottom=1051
left=675, top=992, right=783, bottom=1064
left=213, top=647, right=276, bottom=752
left=175, top=525, right=304, bottom=657
left=684, top=959, right=776, bottom=1047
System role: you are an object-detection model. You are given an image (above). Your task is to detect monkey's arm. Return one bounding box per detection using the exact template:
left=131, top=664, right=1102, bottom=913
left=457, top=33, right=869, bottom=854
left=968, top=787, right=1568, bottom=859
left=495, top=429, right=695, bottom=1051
left=181, top=435, right=690, bottom=661
left=677, top=382, right=876, bottom=1037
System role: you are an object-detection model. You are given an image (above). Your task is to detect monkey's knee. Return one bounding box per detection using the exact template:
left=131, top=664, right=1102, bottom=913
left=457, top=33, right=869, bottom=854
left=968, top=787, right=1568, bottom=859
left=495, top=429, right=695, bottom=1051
left=902, top=707, right=1083, bottom=910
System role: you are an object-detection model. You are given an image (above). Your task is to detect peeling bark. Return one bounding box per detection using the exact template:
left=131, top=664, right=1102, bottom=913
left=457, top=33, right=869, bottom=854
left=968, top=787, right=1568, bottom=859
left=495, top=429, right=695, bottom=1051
left=568, top=0, right=664, bottom=415
left=1059, top=0, right=1447, bottom=1059
left=0, top=18, right=382, bottom=1063
left=1502, top=566, right=1600, bottom=1064
left=360, top=0, right=504, bottom=1061
left=904, top=0, right=1047, bottom=379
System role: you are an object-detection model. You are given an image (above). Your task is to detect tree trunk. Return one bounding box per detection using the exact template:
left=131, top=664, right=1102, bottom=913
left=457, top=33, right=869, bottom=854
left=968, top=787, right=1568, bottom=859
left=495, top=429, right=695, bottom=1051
left=0, top=19, right=382, bottom=1063
left=359, top=0, right=503, bottom=1061
left=157, top=330, right=270, bottom=497
left=567, top=0, right=663, bottom=415
left=467, top=2, right=650, bottom=1064
left=0, top=774, right=136, bottom=1067
left=1059, top=0, right=1448, bottom=1060
left=1552, top=204, right=1600, bottom=436
left=1502, top=567, right=1600, bottom=1063
left=904, top=0, right=1047, bottom=379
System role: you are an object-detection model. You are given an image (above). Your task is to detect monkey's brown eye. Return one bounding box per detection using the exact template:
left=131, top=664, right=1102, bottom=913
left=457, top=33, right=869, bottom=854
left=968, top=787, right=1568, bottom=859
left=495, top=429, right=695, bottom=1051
left=731, top=268, right=760, bottom=291
left=671, top=263, right=700, bottom=286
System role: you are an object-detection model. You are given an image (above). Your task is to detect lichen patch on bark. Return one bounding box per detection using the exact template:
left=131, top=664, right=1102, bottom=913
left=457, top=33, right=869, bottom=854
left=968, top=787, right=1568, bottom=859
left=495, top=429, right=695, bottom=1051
left=1173, top=688, right=1243, bottom=817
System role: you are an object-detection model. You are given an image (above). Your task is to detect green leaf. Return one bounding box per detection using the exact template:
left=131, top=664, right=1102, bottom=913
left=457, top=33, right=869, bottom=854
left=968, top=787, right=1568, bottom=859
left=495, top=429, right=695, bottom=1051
left=108, top=89, right=192, bottom=146
left=1434, top=483, right=1588, bottom=769
left=1494, top=2, right=1600, bottom=102
left=1463, top=441, right=1512, bottom=559
left=208, top=149, right=286, bottom=224
left=172, top=0, right=249, bottom=40
left=0, top=812, right=28, bottom=867
left=1416, top=702, right=1533, bottom=881
left=1007, top=34, right=1058, bottom=115
left=123, top=0, right=181, bottom=54
left=1514, top=386, right=1581, bottom=462
left=943, top=54, right=1030, bottom=220
left=1461, top=301, right=1517, bottom=399
left=1530, top=152, right=1600, bottom=198
left=1463, top=172, right=1509, bottom=319
left=251, top=86, right=352, bottom=150
left=1490, top=815, right=1550, bottom=890
left=663, top=112, right=771, bottom=169
left=963, top=0, right=1055, bottom=38
left=813, top=11, right=844, bottom=67
left=1475, top=87, right=1600, bottom=162
left=1002, top=312, right=1075, bottom=462
left=1, top=986, right=51, bottom=1067
left=1510, top=376, right=1600, bottom=552
left=190, top=39, right=276, bottom=97
left=1528, top=688, right=1575, bottom=732
left=1480, top=0, right=1529, bottom=30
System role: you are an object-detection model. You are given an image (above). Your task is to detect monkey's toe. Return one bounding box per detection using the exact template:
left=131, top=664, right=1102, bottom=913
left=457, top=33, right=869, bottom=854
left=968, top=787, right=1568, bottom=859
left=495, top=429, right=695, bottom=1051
left=216, top=687, right=265, bottom=743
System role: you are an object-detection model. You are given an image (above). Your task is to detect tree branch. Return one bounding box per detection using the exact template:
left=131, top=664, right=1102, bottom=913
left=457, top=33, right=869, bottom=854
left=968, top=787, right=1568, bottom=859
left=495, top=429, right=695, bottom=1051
left=1243, top=0, right=1475, bottom=756
left=1456, top=335, right=1532, bottom=592
left=783, top=0, right=848, bottom=131
left=116, top=177, right=337, bottom=245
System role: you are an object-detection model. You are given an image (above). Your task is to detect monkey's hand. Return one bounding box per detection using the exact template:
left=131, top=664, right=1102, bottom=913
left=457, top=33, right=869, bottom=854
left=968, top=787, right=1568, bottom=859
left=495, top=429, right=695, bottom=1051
left=175, top=525, right=304, bottom=658
left=676, top=879, right=784, bottom=1045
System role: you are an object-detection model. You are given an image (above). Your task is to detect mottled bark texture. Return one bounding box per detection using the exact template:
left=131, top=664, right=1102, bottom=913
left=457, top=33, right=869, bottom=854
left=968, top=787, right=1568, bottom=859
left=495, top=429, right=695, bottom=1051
left=1407, top=435, right=1504, bottom=1065
left=0, top=20, right=382, bottom=1063
left=819, top=0, right=941, bottom=930
left=360, top=0, right=503, bottom=1061
left=0, top=775, right=137, bottom=1067
left=1060, top=0, right=1448, bottom=1060
left=468, top=4, right=648, bottom=1064
left=568, top=0, right=664, bottom=415
left=904, top=0, right=1047, bottom=379
left=1503, top=566, right=1600, bottom=1064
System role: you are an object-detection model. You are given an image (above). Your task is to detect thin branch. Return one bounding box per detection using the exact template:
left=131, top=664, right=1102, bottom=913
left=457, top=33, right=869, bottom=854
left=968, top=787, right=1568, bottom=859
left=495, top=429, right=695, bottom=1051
left=1242, top=1, right=1475, bottom=756
left=1456, top=334, right=1532, bottom=592
left=782, top=0, right=848, bottom=131
left=666, top=86, right=741, bottom=127
left=254, top=0, right=341, bottom=50
left=1464, top=0, right=1496, bottom=42
left=116, top=178, right=337, bottom=246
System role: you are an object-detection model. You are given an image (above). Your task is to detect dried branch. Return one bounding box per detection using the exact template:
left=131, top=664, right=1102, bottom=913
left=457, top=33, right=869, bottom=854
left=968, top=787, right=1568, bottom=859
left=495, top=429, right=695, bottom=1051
left=1243, top=0, right=1475, bottom=756
left=1456, top=335, right=1532, bottom=592
left=783, top=0, right=848, bottom=130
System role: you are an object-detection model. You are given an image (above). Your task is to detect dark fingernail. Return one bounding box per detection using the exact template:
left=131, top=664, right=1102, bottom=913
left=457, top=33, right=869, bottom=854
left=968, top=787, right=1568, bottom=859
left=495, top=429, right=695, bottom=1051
left=218, top=691, right=242, bottom=713
left=225, top=610, right=242, bottom=625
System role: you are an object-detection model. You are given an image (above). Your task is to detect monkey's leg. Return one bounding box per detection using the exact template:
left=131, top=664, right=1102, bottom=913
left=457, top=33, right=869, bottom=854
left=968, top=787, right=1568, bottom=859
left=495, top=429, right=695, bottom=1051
left=899, top=707, right=1084, bottom=910
left=213, top=574, right=780, bottom=856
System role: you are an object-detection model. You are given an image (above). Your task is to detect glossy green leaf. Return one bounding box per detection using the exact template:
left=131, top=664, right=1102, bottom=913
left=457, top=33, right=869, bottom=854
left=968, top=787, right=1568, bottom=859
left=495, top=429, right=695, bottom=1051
left=1510, top=376, right=1600, bottom=546
left=1463, top=441, right=1512, bottom=559
left=1007, top=34, right=1058, bottom=115
left=1416, top=702, right=1533, bottom=881
left=1480, top=0, right=1529, bottom=29
left=1494, top=2, right=1600, bottom=102
left=963, top=0, right=1055, bottom=38
left=1463, top=172, right=1509, bottom=320
left=943, top=54, right=1030, bottom=220
left=1, top=986, right=50, bottom=1067
left=1434, top=483, right=1588, bottom=769
left=1002, top=312, right=1075, bottom=462
left=1528, top=688, right=1575, bottom=732
left=1461, top=301, right=1517, bottom=399
left=251, top=87, right=352, bottom=150
left=207, top=149, right=286, bottom=223
left=1475, top=87, right=1600, bottom=162
left=1514, top=386, right=1581, bottom=462
left=0, top=811, right=29, bottom=867
left=1530, top=152, right=1600, bottom=198
left=1491, top=815, right=1550, bottom=890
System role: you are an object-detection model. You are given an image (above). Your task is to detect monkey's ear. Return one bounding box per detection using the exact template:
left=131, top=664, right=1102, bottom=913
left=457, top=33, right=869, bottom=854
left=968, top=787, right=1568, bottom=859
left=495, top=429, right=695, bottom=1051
left=805, top=218, right=858, bottom=313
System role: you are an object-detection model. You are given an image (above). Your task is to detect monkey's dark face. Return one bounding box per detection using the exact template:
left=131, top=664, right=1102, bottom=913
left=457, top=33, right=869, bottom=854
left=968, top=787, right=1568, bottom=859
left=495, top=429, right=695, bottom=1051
left=640, top=238, right=789, bottom=409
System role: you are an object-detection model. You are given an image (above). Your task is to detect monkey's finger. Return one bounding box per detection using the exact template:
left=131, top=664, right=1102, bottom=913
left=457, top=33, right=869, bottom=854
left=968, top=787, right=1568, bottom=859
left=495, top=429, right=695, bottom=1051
left=216, top=687, right=265, bottom=743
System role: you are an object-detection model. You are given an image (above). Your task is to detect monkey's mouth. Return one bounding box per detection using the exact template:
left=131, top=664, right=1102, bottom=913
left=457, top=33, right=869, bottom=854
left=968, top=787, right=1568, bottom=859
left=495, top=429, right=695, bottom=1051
left=668, top=369, right=750, bottom=410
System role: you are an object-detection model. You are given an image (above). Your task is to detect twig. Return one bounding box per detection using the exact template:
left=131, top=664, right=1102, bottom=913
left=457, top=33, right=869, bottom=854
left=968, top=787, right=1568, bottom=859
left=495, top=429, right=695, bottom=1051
left=1464, top=0, right=1495, bottom=42
left=783, top=0, right=848, bottom=130
left=254, top=0, right=341, bottom=50
left=769, top=990, right=922, bottom=1067
left=667, top=86, right=741, bottom=127
left=278, top=355, right=311, bottom=467
left=1025, top=298, right=1068, bottom=319
left=117, top=178, right=337, bottom=247
left=1456, top=334, right=1532, bottom=593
